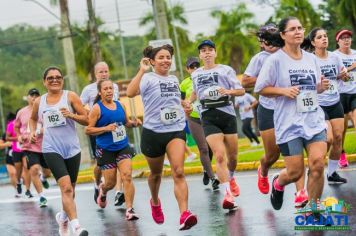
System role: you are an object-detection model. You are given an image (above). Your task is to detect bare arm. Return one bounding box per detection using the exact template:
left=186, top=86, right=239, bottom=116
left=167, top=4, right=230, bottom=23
left=242, top=74, right=257, bottom=88
left=218, top=88, right=245, bottom=97
left=120, top=102, right=142, bottom=128
left=259, top=86, right=300, bottom=99
left=127, top=58, right=151, bottom=97
left=29, top=97, right=40, bottom=143
left=85, top=104, right=116, bottom=136
left=62, top=91, right=89, bottom=126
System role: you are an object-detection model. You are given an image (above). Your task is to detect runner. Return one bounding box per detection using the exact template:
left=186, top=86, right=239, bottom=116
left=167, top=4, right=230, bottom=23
left=190, top=39, right=245, bottom=209
left=80, top=61, right=125, bottom=207
left=6, top=110, right=32, bottom=198
left=235, top=92, right=260, bottom=146
left=334, top=29, right=356, bottom=168
left=15, top=88, right=51, bottom=207
left=302, top=27, right=349, bottom=184
left=243, top=23, right=308, bottom=208
left=127, top=44, right=197, bottom=230
left=180, top=57, right=218, bottom=190
left=30, top=66, right=89, bottom=236
left=255, top=17, right=329, bottom=213
left=85, top=79, right=141, bottom=220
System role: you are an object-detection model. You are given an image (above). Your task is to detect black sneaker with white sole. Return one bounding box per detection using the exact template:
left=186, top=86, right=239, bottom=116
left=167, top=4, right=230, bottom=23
left=270, top=174, right=284, bottom=210
left=94, top=186, right=99, bottom=204
left=203, top=171, right=210, bottom=185
left=114, top=192, right=125, bottom=206
left=211, top=178, right=220, bottom=191
left=327, top=172, right=347, bottom=184
left=25, top=190, right=33, bottom=198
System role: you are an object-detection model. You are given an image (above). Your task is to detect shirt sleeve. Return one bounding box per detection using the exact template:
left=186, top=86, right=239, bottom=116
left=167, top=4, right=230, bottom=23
left=244, top=55, right=260, bottom=77
left=113, top=83, right=120, bottom=100
left=246, top=93, right=256, bottom=104
left=139, top=73, right=149, bottom=97
left=254, top=56, right=278, bottom=93
left=226, top=66, right=242, bottom=89
left=80, top=86, right=89, bottom=105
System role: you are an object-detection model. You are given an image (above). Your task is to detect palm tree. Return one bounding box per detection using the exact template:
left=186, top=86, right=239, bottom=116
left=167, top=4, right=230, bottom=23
left=211, top=3, right=259, bottom=73
left=336, top=0, right=356, bottom=33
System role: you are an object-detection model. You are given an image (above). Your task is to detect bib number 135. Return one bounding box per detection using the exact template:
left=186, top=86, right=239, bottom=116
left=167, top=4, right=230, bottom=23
left=297, top=91, right=318, bottom=113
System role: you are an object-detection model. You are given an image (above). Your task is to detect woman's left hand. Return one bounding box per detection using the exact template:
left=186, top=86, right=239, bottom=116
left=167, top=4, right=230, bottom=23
left=217, top=87, right=231, bottom=96
left=60, top=107, right=74, bottom=119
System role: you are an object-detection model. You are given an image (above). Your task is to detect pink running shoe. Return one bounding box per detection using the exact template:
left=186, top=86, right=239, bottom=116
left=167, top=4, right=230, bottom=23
left=150, top=198, right=164, bottom=224
left=294, top=189, right=308, bottom=208
left=96, top=184, right=107, bottom=208
left=338, top=152, right=349, bottom=168
left=257, top=166, right=269, bottom=194
left=179, top=210, right=197, bottom=230
left=55, top=212, right=69, bottom=236
left=222, top=191, right=237, bottom=210
left=229, top=177, right=240, bottom=197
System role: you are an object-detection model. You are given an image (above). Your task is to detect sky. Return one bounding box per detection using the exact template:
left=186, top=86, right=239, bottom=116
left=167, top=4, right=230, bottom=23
left=0, top=0, right=277, bottom=37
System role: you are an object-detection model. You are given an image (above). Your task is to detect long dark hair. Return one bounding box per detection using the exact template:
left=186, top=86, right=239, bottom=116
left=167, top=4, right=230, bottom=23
left=301, top=27, right=324, bottom=52
left=143, top=44, right=174, bottom=60
left=93, top=79, right=112, bottom=104
left=256, top=23, right=278, bottom=47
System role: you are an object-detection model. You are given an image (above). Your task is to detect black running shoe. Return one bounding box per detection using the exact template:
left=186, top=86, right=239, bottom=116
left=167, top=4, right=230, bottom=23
left=211, top=178, right=220, bottom=191
left=16, top=183, right=22, bottom=195
left=25, top=190, right=33, bottom=198
left=94, top=185, right=99, bottom=204
left=270, top=174, right=284, bottom=210
left=114, top=192, right=125, bottom=206
left=203, top=171, right=210, bottom=185
left=327, top=172, right=347, bottom=184
left=41, top=179, right=50, bottom=189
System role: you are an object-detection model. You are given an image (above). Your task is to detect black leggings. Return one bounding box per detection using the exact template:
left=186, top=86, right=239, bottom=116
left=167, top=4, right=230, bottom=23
left=242, top=118, right=260, bottom=144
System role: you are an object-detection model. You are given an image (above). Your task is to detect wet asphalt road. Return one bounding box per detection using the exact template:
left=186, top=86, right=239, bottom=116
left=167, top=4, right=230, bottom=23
left=0, top=166, right=355, bottom=236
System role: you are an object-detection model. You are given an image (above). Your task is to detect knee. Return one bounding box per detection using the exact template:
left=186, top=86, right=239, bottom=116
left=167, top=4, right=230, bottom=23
left=265, top=151, right=280, bottom=164
left=215, top=151, right=225, bottom=163
left=30, top=165, right=40, bottom=176
left=309, top=160, right=324, bottom=178
left=62, top=184, right=74, bottom=196
left=149, top=172, right=162, bottom=182
left=121, top=171, right=133, bottom=183
left=172, top=167, right=185, bottom=180
left=286, top=168, right=304, bottom=182
left=104, top=179, right=116, bottom=190
left=332, top=133, right=342, bottom=145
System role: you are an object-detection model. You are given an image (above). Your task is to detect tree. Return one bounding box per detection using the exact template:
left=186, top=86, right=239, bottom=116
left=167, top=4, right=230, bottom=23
left=335, top=0, right=356, bottom=33
left=211, top=3, right=259, bottom=73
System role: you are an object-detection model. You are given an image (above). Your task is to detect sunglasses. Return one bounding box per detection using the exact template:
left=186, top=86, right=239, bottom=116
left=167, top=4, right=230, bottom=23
left=46, top=76, right=63, bottom=82
left=189, top=63, right=200, bottom=69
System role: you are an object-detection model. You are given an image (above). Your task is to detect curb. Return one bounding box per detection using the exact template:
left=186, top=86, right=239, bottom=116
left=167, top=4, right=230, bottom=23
left=76, top=154, right=356, bottom=184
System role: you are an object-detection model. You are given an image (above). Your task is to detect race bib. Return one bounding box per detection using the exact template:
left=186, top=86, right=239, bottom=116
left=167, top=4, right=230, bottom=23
left=343, top=71, right=356, bottom=86
left=325, top=79, right=338, bottom=95
left=160, top=106, right=182, bottom=125
left=191, top=100, right=202, bottom=114
left=43, top=110, right=66, bottom=128
left=297, top=90, right=318, bottom=113
left=203, top=86, right=222, bottom=100
left=112, top=124, right=127, bottom=142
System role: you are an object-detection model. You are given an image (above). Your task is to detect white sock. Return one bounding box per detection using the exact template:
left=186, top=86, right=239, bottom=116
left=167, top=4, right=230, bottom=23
left=229, top=171, right=235, bottom=179
left=60, top=211, right=68, bottom=221
left=221, top=182, right=230, bottom=194
left=328, top=160, right=338, bottom=176
left=39, top=173, right=45, bottom=182
left=70, top=219, right=80, bottom=231
left=38, top=192, right=45, bottom=198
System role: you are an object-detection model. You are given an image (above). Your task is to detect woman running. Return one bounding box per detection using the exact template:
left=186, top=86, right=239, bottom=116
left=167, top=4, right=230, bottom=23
left=243, top=23, right=308, bottom=208
left=180, top=57, right=219, bottom=190
left=191, top=39, right=245, bottom=210
left=255, top=17, right=329, bottom=213
left=334, top=29, right=356, bottom=168
left=302, top=28, right=348, bottom=184
left=127, top=44, right=197, bottom=230
left=30, top=66, right=89, bottom=236
left=85, top=79, right=141, bottom=220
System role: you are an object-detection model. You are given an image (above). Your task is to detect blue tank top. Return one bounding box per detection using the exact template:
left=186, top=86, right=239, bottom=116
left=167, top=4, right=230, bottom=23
left=96, top=101, right=129, bottom=151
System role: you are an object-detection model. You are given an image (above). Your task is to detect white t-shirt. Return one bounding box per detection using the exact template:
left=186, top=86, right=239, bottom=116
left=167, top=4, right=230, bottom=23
left=235, top=93, right=256, bottom=120
left=334, top=49, right=356, bottom=94
left=80, top=81, right=119, bottom=109
left=191, top=64, right=243, bottom=117
left=317, top=51, right=345, bottom=107
left=246, top=51, right=275, bottom=109
left=139, top=72, right=185, bottom=133
left=255, top=49, right=326, bottom=144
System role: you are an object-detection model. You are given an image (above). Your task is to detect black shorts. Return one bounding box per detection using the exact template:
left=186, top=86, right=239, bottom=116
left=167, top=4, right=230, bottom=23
left=89, top=135, right=97, bottom=159
left=320, top=101, right=344, bottom=120
left=257, top=105, right=274, bottom=131
left=24, top=151, right=49, bottom=169
left=340, top=93, right=356, bottom=114
left=12, top=151, right=25, bottom=163
left=6, top=154, right=14, bottom=166
left=43, top=152, right=81, bottom=183
left=141, top=128, right=186, bottom=158
left=201, top=109, right=237, bottom=137
left=96, top=145, right=135, bottom=170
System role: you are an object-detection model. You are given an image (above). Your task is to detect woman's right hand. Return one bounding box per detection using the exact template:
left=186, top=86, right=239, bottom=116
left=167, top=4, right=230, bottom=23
left=105, top=123, right=117, bottom=132
left=30, top=132, right=37, bottom=143
left=140, top=57, right=151, bottom=72
left=283, top=86, right=300, bottom=99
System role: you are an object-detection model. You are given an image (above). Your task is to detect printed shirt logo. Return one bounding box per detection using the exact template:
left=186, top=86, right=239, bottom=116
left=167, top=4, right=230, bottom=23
left=159, top=81, right=180, bottom=98
left=196, top=72, right=219, bottom=89
left=289, top=69, right=316, bottom=90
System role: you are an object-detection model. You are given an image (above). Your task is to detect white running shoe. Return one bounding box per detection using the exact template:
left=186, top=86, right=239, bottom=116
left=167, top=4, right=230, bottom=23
left=163, top=159, right=170, bottom=166
left=251, top=142, right=258, bottom=147
left=73, top=226, right=89, bottom=236
left=185, top=153, right=197, bottom=163
left=55, top=212, right=69, bottom=236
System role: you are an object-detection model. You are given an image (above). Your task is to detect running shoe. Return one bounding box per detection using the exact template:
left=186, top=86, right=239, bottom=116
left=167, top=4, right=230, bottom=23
left=41, top=178, right=50, bottom=189
left=73, top=226, right=89, bottom=236
left=114, top=191, right=125, bottom=206
left=294, top=189, right=308, bottom=208
left=150, top=198, right=164, bottom=224
left=94, top=185, right=99, bottom=204
left=163, top=159, right=170, bottom=166
left=257, top=166, right=269, bottom=194
left=222, top=191, right=237, bottom=210
left=185, top=153, right=197, bottom=163
left=25, top=190, right=33, bottom=198
left=327, top=172, right=347, bottom=184
left=211, top=178, right=220, bottom=191
left=179, top=210, right=198, bottom=231
left=229, top=177, right=240, bottom=197
left=96, top=184, right=107, bottom=208
left=338, top=152, right=349, bottom=168
left=16, top=183, right=22, bottom=195
left=55, top=212, right=69, bottom=236
left=251, top=142, right=258, bottom=147
left=125, top=208, right=139, bottom=221
left=202, top=171, right=210, bottom=185
left=39, top=196, right=47, bottom=208
left=270, top=174, right=284, bottom=210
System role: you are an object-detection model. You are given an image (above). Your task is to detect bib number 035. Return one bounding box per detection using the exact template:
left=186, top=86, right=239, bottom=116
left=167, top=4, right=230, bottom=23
left=160, top=107, right=181, bottom=125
